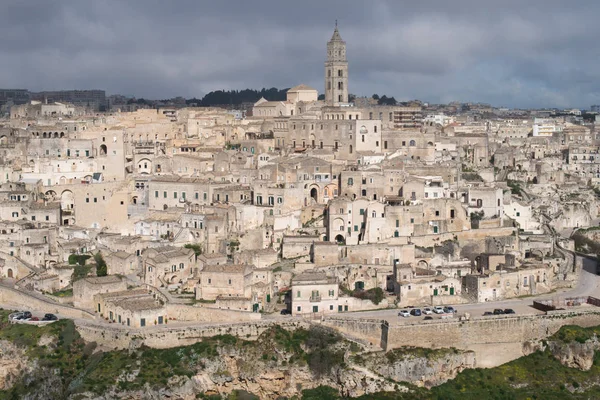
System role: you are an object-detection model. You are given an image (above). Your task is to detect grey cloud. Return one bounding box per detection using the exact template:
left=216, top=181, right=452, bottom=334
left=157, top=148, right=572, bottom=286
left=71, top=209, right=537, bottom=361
left=1, top=0, right=599, bottom=107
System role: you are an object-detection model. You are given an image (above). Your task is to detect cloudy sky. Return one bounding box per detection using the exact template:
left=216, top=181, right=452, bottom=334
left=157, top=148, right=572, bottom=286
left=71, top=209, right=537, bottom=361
left=1, top=0, right=599, bottom=108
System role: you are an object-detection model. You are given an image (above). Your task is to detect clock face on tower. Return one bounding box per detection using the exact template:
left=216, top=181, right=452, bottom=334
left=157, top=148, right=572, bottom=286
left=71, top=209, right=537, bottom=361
left=360, top=126, right=368, bottom=134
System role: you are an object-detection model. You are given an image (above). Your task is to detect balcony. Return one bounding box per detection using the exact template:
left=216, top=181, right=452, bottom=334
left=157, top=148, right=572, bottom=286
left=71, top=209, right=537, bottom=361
left=309, top=295, right=321, bottom=302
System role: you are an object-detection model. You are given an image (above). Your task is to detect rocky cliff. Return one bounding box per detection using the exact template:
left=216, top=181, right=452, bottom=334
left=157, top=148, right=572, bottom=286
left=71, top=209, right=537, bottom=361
left=359, top=347, right=476, bottom=388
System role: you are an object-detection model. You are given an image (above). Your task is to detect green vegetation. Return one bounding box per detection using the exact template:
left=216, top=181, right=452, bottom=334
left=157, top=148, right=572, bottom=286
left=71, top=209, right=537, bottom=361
left=184, top=243, right=203, bottom=258
left=50, top=288, right=73, bottom=298
left=351, top=287, right=385, bottom=305
left=71, top=264, right=92, bottom=281
left=470, top=211, right=484, bottom=221
left=507, top=180, right=524, bottom=196
left=572, top=230, right=600, bottom=254
left=461, top=172, right=484, bottom=182
left=339, top=285, right=385, bottom=305
left=550, top=324, right=600, bottom=344
left=94, top=252, right=107, bottom=277
left=67, top=254, right=90, bottom=266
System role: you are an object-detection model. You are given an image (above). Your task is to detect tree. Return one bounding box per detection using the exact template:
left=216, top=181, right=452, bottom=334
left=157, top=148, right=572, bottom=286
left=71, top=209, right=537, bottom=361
left=378, top=95, right=397, bottom=105
left=94, top=252, right=107, bottom=277
left=184, top=243, right=202, bottom=261
left=372, top=94, right=380, bottom=100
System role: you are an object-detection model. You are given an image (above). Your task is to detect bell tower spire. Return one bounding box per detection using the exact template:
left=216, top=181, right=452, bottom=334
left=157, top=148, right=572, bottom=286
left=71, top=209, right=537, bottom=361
left=325, top=22, right=348, bottom=106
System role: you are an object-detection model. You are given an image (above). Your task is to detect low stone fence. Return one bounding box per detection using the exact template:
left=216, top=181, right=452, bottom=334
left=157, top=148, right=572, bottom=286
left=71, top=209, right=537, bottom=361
left=533, top=296, right=600, bottom=311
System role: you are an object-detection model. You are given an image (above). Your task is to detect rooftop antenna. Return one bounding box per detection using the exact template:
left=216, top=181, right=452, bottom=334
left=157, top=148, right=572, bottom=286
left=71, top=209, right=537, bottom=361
left=335, top=19, right=338, bottom=28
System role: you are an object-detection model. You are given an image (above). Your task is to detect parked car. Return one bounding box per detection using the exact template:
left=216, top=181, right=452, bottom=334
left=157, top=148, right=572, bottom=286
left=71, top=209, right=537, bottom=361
left=42, top=313, right=58, bottom=321
left=398, top=310, right=410, bottom=318
left=423, top=307, right=433, bottom=315
left=10, top=312, right=24, bottom=320
left=443, top=306, right=456, bottom=314
left=483, top=311, right=493, bottom=316
left=410, top=308, right=422, bottom=317
left=423, top=316, right=433, bottom=320
left=30, top=317, right=39, bottom=321
left=504, top=309, right=516, bottom=314
left=17, top=311, right=32, bottom=320
left=433, top=306, right=445, bottom=314
left=493, top=309, right=505, bottom=315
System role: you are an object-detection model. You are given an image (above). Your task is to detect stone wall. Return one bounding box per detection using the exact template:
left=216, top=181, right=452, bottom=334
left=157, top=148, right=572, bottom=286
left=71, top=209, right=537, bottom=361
left=76, top=319, right=311, bottom=350
left=321, top=316, right=387, bottom=348
left=386, top=310, right=600, bottom=367
left=319, top=309, right=600, bottom=367
left=166, top=304, right=261, bottom=323
left=0, top=284, right=95, bottom=320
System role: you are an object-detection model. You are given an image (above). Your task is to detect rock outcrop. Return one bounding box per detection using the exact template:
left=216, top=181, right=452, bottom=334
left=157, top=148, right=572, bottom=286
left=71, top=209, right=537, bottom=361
left=0, top=340, right=28, bottom=390
left=360, top=347, right=476, bottom=388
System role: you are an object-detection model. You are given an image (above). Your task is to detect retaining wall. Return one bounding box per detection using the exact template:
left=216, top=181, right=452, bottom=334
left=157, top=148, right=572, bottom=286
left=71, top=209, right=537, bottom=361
left=76, top=319, right=311, bottom=350
left=0, top=284, right=95, bottom=320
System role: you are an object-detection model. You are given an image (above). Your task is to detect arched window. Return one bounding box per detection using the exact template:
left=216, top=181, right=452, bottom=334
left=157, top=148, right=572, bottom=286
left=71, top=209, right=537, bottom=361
left=179, top=263, right=184, bottom=270
left=347, top=178, right=353, bottom=185
left=409, top=140, right=416, bottom=147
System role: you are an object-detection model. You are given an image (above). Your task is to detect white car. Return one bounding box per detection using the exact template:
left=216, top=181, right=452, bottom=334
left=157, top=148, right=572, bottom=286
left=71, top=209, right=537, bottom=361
left=398, top=310, right=410, bottom=318
left=423, top=307, right=433, bottom=315
left=433, top=306, right=445, bottom=314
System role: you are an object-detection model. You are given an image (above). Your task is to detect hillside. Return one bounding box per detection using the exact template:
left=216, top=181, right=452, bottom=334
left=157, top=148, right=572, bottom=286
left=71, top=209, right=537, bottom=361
left=2, top=309, right=600, bottom=399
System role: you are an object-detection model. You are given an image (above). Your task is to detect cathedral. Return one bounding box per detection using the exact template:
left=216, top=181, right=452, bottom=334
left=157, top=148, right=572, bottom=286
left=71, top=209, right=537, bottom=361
left=252, top=24, right=423, bottom=161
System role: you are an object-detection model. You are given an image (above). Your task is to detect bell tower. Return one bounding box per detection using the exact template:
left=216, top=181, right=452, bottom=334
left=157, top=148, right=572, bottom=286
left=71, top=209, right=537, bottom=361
left=325, top=22, right=348, bottom=106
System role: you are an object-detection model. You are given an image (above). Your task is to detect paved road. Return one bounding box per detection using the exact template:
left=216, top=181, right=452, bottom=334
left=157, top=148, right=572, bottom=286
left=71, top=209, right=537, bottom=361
left=345, top=255, right=600, bottom=325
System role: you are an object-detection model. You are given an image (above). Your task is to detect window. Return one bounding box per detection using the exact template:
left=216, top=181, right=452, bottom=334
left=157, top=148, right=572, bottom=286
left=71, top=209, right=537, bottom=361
left=208, top=278, right=212, bottom=284
left=163, top=191, right=167, bottom=198
left=173, top=192, right=178, bottom=199
left=359, top=209, right=364, bottom=215
left=297, top=290, right=301, bottom=298
left=155, top=191, right=158, bottom=198
left=410, top=218, right=414, bottom=223
left=140, top=318, right=146, bottom=327
left=348, top=178, right=353, bottom=185
left=297, top=306, right=301, bottom=312
left=338, top=69, right=342, bottom=77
